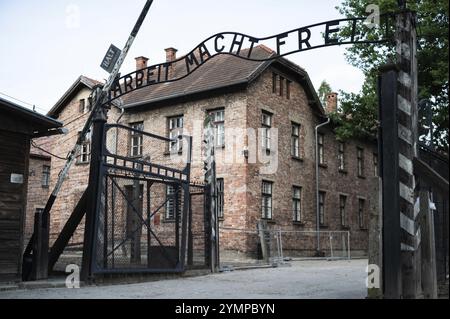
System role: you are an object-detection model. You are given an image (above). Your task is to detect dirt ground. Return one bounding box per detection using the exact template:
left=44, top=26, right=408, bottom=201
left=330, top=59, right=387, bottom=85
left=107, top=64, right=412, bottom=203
left=0, top=259, right=369, bottom=299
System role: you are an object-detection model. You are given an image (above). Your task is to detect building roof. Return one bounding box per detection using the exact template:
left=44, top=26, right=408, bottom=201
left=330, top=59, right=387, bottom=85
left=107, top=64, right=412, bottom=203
left=48, top=75, right=103, bottom=118
left=50, top=46, right=325, bottom=117
left=121, top=45, right=324, bottom=114
left=0, top=96, right=63, bottom=137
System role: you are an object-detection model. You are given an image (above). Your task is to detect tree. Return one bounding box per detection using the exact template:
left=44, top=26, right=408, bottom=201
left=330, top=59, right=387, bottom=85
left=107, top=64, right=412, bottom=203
left=334, top=0, right=449, bottom=152
left=317, top=80, right=332, bottom=107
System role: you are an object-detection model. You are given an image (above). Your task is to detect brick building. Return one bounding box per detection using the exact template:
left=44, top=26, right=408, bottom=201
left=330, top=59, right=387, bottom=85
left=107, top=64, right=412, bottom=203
left=27, top=45, right=377, bottom=258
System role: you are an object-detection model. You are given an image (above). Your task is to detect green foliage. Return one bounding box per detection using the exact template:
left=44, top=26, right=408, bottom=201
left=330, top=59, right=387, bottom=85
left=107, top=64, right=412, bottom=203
left=317, top=80, right=333, bottom=106
left=334, top=0, right=449, bottom=151
left=329, top=75, right=379, bottom=141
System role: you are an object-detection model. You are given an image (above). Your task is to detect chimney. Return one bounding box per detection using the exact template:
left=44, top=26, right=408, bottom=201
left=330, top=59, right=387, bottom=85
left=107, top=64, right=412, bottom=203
left=165, top=48, right=178, bottom=79
left=165, top=47, right=178, bottom=62
left=135, top=56, right=149, bottom=85
left=325, top=92, right=338, bottom=114
left=135, top=56, right=149, bottom=70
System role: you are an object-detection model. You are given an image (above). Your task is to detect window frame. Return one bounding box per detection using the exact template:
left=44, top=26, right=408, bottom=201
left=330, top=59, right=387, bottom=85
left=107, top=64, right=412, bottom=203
left=339, top=195, right=347, bottom=227
left=210, top=109, right=225, bottom=147
left=217, top=178, right=224, bottom=219
left=338, top=142, right=346, bottom=172
left=319, top=191, right=326, bottom=226
left=41, top=165, right=50, bottom=187
left=79, top=99, right=86, bottom=113
left=279, top=75, right=284, bottom=96
left=373, top=153, right=379, bottom=177
left=292, top=186, right=302, bottom=222
left=261, top=111, right=272, bottom=151
left=358, top=198, right=366, bottom=229
left=77, top=129, right=91, bottom=164
left=357, top=147, right=365, bottom=177
left=291, top=122, right=300, bottom=158
left=130, top=122, right=144, bottom=157
left=261, top=181, right=273, bottom=220
left=286, top=80, right=291, bottom=99
left=272, top=73, right=278, bottom=94
left=318, top=133, right=325, bottom=165
left=168, top=115, right=184, bottom=153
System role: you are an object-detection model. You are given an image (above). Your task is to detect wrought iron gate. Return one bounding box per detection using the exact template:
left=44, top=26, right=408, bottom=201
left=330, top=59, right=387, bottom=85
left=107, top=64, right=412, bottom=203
left=87, top=123, right=209, bottom=274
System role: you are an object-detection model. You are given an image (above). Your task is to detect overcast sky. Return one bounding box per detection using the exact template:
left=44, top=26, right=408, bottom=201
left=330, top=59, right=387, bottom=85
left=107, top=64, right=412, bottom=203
left=0, top=0, right=365, bottom=114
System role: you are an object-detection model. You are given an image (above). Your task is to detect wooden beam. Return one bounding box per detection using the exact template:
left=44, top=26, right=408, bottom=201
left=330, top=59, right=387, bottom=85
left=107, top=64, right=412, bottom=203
left=419, top=191, right=438, bottom=298
left=413, top=157, right=449, bottom=193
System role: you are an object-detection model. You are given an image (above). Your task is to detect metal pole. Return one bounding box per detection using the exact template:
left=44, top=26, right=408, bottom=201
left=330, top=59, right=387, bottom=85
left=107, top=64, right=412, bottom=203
left=315, top=118, right=330, bottom=254
left=329, top=234, right=333, bottom=259
left=347, top=231, right=351, bottom=260
left=279, top=230, right=284, bottom=263
left=22, top=0, right=154, bottom=279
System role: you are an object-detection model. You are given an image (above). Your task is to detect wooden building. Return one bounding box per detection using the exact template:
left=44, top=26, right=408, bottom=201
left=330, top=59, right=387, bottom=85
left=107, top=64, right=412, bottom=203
left=0, top=97, right=62, bottom=281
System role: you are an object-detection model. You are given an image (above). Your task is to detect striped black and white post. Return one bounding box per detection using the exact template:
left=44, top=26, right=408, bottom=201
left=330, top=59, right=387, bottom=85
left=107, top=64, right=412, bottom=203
left=204, top=113, right=219, bottom=272
left=396, top=9, right=421, bottom=298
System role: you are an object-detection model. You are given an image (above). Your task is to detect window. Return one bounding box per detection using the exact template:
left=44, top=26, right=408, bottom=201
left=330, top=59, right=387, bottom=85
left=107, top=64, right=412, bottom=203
left=319, top=191, right=326, bottom=226
left=35, top=208, right=44, bottom=215
left=357, top=147, right=365, bottom=177
left=130, top=122, right=144, bottom=157
left=279, top=76, right=284, bottom=96
left=272, top=73, right=278, bottom=93
left=293, top=186, right=302, bottom=222
left=286, top=80, right=291, bottom=99
left=340, top=195, right=347, bottom=227
left=272, top=72, right=291, bottom=99
left=165, top=185, right=180, bottom=220
left=79, top=99, right=85, bottom=113
left=261, top=181, right=273, bottom=219
left=291, top=123, right=300, bottom=158
left=318, top=133, right=325, bottom=165
left=373, top=153, right=379, bottom=177
left=87, top=97, right=93, bottom=112
left=78, top=129, right=91, bottom=164
left=358, top=198, right=366, bottom=229
left=80, top=142, right=90, bottom=163
left=42, top=165, right=50, bottom=187
left=168, top=116, right=184, bottom=153
left=338, top=142, right=346, bottom=171
left=78, top=98, right=91, bottom=113
left=261, top=112, right=272, bottom=151
left=217, top=178, right=224, bottom=219
left=210, top=109, right=225, bottom=147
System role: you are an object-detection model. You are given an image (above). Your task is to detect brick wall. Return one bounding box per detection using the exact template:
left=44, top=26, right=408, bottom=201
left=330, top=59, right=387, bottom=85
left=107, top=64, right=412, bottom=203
left=244, top=67, right=376, bottom=256
left=30, top=65, right=377, bottom=258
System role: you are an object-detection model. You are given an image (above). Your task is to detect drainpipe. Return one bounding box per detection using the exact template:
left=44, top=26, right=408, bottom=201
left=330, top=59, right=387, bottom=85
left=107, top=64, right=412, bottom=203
left=315, top=117, right=330, bottom=255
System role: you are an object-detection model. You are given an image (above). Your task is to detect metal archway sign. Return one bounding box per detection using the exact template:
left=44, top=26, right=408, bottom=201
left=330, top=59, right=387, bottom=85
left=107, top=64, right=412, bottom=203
left=108, top=13, right=395, bottom=103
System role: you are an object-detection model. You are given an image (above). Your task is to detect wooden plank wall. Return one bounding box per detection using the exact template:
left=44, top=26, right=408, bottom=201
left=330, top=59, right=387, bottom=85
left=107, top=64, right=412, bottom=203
left=0, top=129, right=29, bottom=279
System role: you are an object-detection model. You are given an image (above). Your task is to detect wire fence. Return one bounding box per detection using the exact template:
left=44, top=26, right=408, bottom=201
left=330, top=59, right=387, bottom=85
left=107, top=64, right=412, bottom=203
left=218, top=227, right=350, bottom=270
